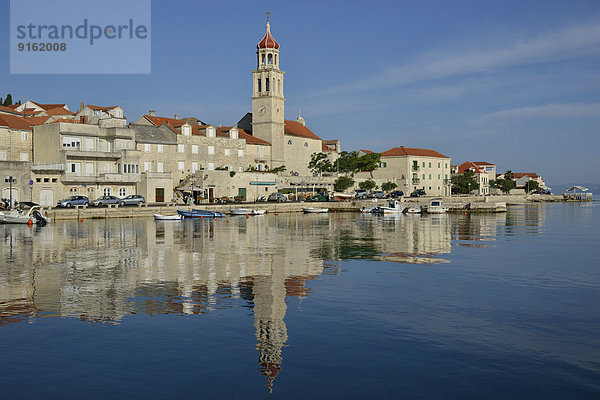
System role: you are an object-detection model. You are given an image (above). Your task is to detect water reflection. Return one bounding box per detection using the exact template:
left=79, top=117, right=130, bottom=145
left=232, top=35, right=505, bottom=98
left=0, top=210, right=514, bottom=390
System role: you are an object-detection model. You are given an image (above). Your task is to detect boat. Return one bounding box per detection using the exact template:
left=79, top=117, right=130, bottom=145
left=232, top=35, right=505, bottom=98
left=331, top=192, right=354, bottom=201
left=153, top=214, right=182, bottom=221
left=177, top=209, right=226, bottom=219
left=0, top=206, right=51, bottom=225
left=302, top=207, right=328, bottom=214
left=425, top=198, right=448, bottom=214
left=229, top=208, right=266, bottom=215
left=360, top=206, right=378, bottom=213
left=373, top=200, right=404, bottom=214
left=405, top=205, right=423, bottom=214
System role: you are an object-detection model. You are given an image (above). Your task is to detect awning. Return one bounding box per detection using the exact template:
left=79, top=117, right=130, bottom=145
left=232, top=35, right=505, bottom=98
left=249, top=181, right=276, bottom=186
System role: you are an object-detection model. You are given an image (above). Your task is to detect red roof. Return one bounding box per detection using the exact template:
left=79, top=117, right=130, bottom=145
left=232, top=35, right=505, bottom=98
left=257, top=22, right=280, bottom=50
left=143, top=115, right=186, bottom=128
left=0, top=114, right=35, bottom=130
left=322, top=142, right=334, bottom=151
left=87, top=105, right=119, bottom=111
left=44, top=107, right=75, bottom=116
left=457, top=161, right=485, bottom=174
left=381, top=146, right=449, bottom=158
left=218, top=126, right=271, bottom=145
left=31, top=101, right=68, bottom=111
left=0, top=105, right=21, bottom=115
left=513, top=172, right=539, bottom=179
left=360, top=149, right=373, bottom=154
left=473, top=161, right=495, bottom=166
left=284, top=120, right=322, bottom=140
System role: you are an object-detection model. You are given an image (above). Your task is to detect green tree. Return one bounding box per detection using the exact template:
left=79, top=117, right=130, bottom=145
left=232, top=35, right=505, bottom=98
left=308, top=152, right=333, bottom=175
left=451, top=171, right=480, bottom=194
left=494, top=170, right=516, bottom=193
left=333, top=151, right=381, bottom=176
left=381, top=181, right=398, bottom=192
left=271, top=165, right=286, bottom=173
left=356, top=153, right=381, bottom=177
left=359, top=179, right=377, bottom=191
left=523, top=179, right=539, bottom=193
left=3, top=94, right=13, bottom=107
left=334, top=176, right=355, bottom=192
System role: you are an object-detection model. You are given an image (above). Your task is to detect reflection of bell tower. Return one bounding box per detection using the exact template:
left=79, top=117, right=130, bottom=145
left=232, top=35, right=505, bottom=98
left=253, top=260, right=288, bottom=393
left=251, top=13, right=285, bottom=167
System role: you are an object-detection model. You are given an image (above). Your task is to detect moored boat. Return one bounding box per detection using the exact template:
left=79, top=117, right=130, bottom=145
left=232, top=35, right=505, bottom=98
left=331, top=192, right=353, bottom=201
left=303, top=207, right=328, bottom=214
left=177, top=209, right=226, bottom=219
left=153, top=214, right=182, bottom=221
left=229, top=208, right=266, bottom=215
left=425, top=198, right=448, bottom=214
left=405, top=205, right=423, bottom=214
left=0, top=206, right=51, bottom=225
left=373, top=200, right=404, bottom=214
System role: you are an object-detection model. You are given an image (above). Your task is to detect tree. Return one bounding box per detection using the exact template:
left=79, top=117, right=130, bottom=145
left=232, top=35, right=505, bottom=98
left=308, top=152, right=333, bottom=175
left=451, top=171, right=480, bottom=194
left=333, top=151, right=381, bottom=176
left=271, top=165, right=286, bottom=173
left=3, top=94, right=13, bottom=107
left=523, top=179, right=539, bottom=193
left=381, top=181, right=397, bottom=192
left=494, top=170, right=516, bottom=193
left=359, top=179, right=376, bottom=191
left=334, top=176, right=354, bottom=192
left=356, top=152, right=381, bottom=178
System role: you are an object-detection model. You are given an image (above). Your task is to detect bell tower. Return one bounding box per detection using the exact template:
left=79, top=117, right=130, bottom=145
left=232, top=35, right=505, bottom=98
left=252, top=13, right=285, bottom=167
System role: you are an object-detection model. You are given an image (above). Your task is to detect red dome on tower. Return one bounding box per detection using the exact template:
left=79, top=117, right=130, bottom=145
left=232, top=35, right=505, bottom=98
left=257, top=22, right=280, bottom=50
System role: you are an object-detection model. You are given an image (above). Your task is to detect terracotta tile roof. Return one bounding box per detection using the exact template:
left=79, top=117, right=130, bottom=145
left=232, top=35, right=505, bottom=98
left=87, top=105, right=119, bottom=111
left=50, top=118, right=80, bottom=124
left=360, top=149, right=374, bottom=154
left=473, top=161, right=495, bottom=166
left=513, top=172, right=539, bottom=179
left=20, top=108, right=44, bottom=116
left=284, top=120, right=322, bottom=140
left=31, top=101, right=68, bottom=111
left=322, top=142, right=334, bottom=151
left=143, top=115, right=186, bottom=128
left=381, top=146, right=449, bottom=158
left=6, top=104, right=19, bottom=110
left=44, top=107, right=75, bottom=116
left=240, top=130, right=271, bottom=145
left=25, top=116, right=51, bottom=125
left=457, top=161, right=485, bottom=174
left=0, top=114, right=35, bottom=130
left=0, top=105, right=21, bottom=115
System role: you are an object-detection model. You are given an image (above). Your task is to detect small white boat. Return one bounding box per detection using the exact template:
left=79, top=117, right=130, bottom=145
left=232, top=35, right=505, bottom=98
left=331, top=192, right=353, bottom=201
left=405, top=205, right=422, bottom=214
left=153, top=214, right=182, bottom=221
left=229, top=209, right=266, bottom=216
left=303, top=207, right=328, bottom=214
left=0, top=206, right=50, bottom=225
left=373, top=200, right=404, bottom=214
left=426, top=198, right=448, bottom=214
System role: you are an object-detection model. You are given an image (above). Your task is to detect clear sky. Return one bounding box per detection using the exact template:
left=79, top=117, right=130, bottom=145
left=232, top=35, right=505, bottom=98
left=2, top=0, right=600, bottom=186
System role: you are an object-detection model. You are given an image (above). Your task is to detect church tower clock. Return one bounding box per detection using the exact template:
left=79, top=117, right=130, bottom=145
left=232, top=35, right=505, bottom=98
left=252, top=15, right=285, bottom=167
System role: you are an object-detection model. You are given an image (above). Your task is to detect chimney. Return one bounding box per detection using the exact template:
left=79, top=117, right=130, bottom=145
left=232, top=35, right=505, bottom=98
left=80, top=102, right=84, bottom=111
left=174, top=114, right=179, bottom=120
left=149, top=109, right=156, bottom=117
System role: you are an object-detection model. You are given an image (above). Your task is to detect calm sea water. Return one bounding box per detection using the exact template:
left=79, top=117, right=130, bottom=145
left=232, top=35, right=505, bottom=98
left=1, top=203, right=599, bottom=399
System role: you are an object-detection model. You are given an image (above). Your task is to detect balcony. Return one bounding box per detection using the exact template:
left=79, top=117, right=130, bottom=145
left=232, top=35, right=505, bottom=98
left=62, top=173, right=141, bottom=184
left=32, top=163, right=65, bottom=172
left=63, top=149, right=123, bottom=160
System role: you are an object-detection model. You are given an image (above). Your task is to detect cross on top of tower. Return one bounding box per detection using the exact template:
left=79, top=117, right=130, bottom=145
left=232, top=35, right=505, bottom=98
left=265, top=10, right=271, bottom=23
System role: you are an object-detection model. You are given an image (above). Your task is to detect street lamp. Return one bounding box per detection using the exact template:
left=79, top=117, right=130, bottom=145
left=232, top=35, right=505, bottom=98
left=5, top=176, right=16, bottom=209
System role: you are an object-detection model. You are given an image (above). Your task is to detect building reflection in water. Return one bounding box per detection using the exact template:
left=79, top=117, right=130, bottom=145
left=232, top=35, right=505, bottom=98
left=0, top=211, right=509, bottom=390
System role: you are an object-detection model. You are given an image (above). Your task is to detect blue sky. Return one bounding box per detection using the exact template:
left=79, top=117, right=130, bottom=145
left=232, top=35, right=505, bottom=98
left=2, top=0, right=600, bottom=185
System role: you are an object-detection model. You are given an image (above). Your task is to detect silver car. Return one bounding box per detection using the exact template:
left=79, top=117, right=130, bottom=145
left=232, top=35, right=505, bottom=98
left=119, top=195, right=146, bottom=206
left=92, top=195, right=121, bottom=207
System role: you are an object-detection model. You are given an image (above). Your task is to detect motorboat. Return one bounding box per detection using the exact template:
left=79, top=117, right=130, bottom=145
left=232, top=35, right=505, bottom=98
left=405, top=205, right=423, bottom=214
left=360, top=206, right=378, bottom=213
left=425, top=198, right=448, bottom=214
left=153, top=214, right=182, bottom=221
left=331, top=192, right=354, bottom=201
left=0, top=206, right=51, bottom=225
left=373, top=200, right=404, bottom=214
left=177, top=209, right=226, bottom=219
left=229, top=208, right=266, bottom=216
left=302, top=207, right=328, bottom=214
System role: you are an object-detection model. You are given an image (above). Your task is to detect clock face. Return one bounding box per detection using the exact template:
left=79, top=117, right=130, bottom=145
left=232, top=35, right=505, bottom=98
left=258, top=105, right=266, bottom=114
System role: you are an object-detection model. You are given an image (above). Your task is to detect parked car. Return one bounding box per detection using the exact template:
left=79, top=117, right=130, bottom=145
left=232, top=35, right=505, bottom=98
left=92, top=195, right=121, bottom=207
left=119, top=195, right=145, bottom=206
left=354, top=189, right=368, bottom=199
left=57, top=196, right=90, bottom=207
left=390, top=190, right=404, bottom=198
left=267, top=192, right=288, bottom=202
left=370, top=191, right=385, bottom=198
left=410, top=189, right=426, bottom=197
left=309, top=193, right=329, bottom=202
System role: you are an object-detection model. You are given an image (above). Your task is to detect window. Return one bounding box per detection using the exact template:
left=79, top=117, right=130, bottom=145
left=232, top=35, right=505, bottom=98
left=157, top=145, right=164, bottom=153
left=438, top=162, right=441, bottom=168
left=178, top=144, right=185, bottom=153
left=36, top=178, right=41, bottom=182
left=239, top=166, right=243, bottom=172
left=422, top=174, right=425, bottom=180
left=144, top=162, right=151, bottom=172
left=68, top=163, right=81, bottom=175
left=429, top=162, right=432, bottom=168
left=183, top=125, right=191, bottom=136
left=43, top=178, right=49, bottom=182
left=224, top=149, right=231, bottom=156
left=207, top=128, right=215, bottom=138
left=144, top=144, right=150, bottom=152
left=304, top=142, right=308, bottom=147
left=85, top=163, right=94, bottom=175
left=288, top=140, right=292, bottom=145
left=119, top=187, right=127, bottom=197
left=438, top=174, right=441, bottom=179
left=238, top=149, right=244, bottom=157
left=422, top=162, right=425, bottom=167
left=192, top=162, right=198, bottom=172
left=192, top=145, right=198, bottom=154
left=20, top=152, right=28, bottom=161
left=178, top=162, right=185, bottom=170
left=266, top=78, right=270, bottom=92
left=103, top=187, right=111, bottom=196
left=429, top=174, right=432, bottom=180
left=207, top=163, right=215, bottom=171
left=62, top=136, right=81, bottom=149
left=85, top=138, right=94, bottom=151
left=21, top=131, right=28, bottom=142
left=157, top=162, right=163, bottom=172
left=230, top=129, right=238, bottom=139
left=52, top=178, right=57, bottom=182
left=208, top=146, right=215, bottom=155
left=0, top=150, right=6, bottom=160
left=258, top=78, right=262, bottom=93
